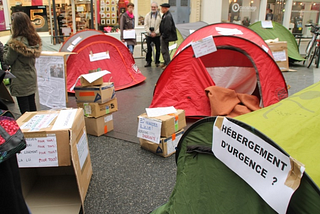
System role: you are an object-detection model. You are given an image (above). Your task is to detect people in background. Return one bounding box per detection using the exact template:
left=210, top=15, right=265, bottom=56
left=144, top=2, right=162, bottom=67
left=120, top=3, right=136, bottom=54
left=3, top=12, right=42, bottom=115
left=266, top=9, right=273, bottom=21
left=159, top=3, right=177, bottom=70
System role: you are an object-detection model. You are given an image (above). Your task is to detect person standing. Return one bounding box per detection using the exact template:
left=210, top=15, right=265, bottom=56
left=120, top=3, right=136, bottom=55
left=159, top=3, right=177, bottom=69
left=144, top=2, right=161, bottom=67
left=3, top=12, right=42, bottom=115
left=265, top=9, right=273, bottom=21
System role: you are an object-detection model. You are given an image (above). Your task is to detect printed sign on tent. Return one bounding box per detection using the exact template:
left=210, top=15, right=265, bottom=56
left=212, top=117, right=304, bottom=214
left=261, top=21, right=273, bottom=28
left=137, top=117, right=162, bottom=144
left=191, top=36, right=217, bottom=58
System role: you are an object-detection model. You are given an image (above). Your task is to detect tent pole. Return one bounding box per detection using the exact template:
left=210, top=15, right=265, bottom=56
left=90, top=0, right=94, bottom=29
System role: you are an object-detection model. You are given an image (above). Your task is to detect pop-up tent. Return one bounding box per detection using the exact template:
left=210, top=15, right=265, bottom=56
left=249, top=21, right=305, bottom=61
left=59, top=29, right=104, bottom=53
left=150, top=23, right=288, bottom=117
left=151, top=81, right=320, bottom=213
left=66, top=34, right=146, bottom=92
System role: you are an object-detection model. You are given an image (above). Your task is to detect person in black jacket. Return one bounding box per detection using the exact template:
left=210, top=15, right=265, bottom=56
left=159, top=3, right=177, bottom=69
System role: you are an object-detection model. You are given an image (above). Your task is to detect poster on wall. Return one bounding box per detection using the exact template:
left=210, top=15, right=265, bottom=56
left=32, top=0, right=43, bottom=6
left=16, top=6, right=49, bottom=32
left=0, top=0, right=6, bottom=31
left=35, top=55, right=66, bottom=109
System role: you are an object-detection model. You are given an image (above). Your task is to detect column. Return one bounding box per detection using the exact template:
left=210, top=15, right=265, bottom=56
left=259, top=0, right=267, bottom=21
left=283, top=0, right=293, bottom=29
left=3, top=0, right=10, bottom=30
left=201, top=0, right=221, bottom=24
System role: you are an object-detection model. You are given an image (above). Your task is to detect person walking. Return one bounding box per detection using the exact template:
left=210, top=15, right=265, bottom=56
left=159, top=3, right=177, bottom=69
left=3, top=12, right=42, bottom=115
left=144, top=2, right=161, bottom=67
left=120, top=3, right=136, bottom=55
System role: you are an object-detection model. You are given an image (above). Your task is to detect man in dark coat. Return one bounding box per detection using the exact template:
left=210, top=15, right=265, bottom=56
left=159, top=3, right=177, bottom=69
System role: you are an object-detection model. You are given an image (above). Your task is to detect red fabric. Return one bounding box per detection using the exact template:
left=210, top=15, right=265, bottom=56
left=150, top=33, right=288, bottom=117
left=66, top=35, right=146, bottom=92
left=175, top=23, right=273, bottom=58
left=205, top=86, right=260, bottom=117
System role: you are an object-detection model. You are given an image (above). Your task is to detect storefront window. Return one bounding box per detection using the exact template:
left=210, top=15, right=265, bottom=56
left=290, top=1, right=320, bottom=37
left=226, top=0, right=261, bottom=26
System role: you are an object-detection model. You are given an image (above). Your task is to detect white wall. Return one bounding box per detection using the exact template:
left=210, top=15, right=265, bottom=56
left=201, top=0, right=222, bottom=24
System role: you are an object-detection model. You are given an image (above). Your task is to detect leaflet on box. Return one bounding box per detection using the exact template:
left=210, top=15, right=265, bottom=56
left=20, top=113, right=58, bottom=131
left=52, top=109, right=78, bottom=130
left=146, top=106, right=177, bottom=117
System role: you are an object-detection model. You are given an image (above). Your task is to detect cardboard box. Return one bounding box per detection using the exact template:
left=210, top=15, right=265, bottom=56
left=139, top=129, right=184, bottom=157
left=79, top=70, right=110, bottom=87
left=74, top=82, right=115, bottom=104
left=16, top=109, right=92, bottom=213
left=77, top=97, right=118, bottom=118
left=85, top=114, right=114, bottom=136
left=138, top=109, right=186, bottom=138
left=266, top=41, right=289, bottom=71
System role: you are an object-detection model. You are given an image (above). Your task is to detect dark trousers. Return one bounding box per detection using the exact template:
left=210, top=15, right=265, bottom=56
left=146, top=36, right=160, bottom=64
left=16, top=94, right=37, bottom=115
left=160, top=36, right=170, bottom=66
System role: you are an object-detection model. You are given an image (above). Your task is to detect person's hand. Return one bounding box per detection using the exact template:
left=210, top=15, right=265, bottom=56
left=151, top=32, right=156, bottom=37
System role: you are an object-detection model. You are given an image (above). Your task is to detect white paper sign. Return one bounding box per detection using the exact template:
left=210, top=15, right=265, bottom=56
left=169, top=43, right=177, bottom=51
left=212, top=117, right=304, bottom=214
left=76, top=131, right=89, bottom=170
left=189, top=29, right=195, bottom=34
left=52, top=109, right=77, bottom=130
left=216, top=27, right=243, bottom=35
left=89, top=51, right=110, bottom=62
left=137, top=117, right=162, bottom=144
left=20, top=114, right=58, bottom=131
left=146, top=106, right=177, bottom=117
left=36, top=55, right=66, bottom=108
left=262, top=45, right=269, bottom=53
left=123, top=29, right=136, bottom=39
left=167, top=132, right=183, bottom=155
left=191, top=36, right=217, bottom=58
left=67, top=44, right=75, bottom=52
left=17, top=134, right=59, bottom=167
left=104, top=114, right=113, bottom=123
left=272, top=50, right=287, bottom=62
left=4, top=71, right=16, bottom=79
left=71, top=36, right=82, bottom=45
left=261, top=21, right=273, bottom=28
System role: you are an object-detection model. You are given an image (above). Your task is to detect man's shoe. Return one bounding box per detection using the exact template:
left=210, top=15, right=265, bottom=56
left=159, top=64, right=166, bottom=68
left=155, top=63, right=160, bottom=67
left=144, top=63, right=151, bottom=67
left=162, top=65, right=166, bottom=70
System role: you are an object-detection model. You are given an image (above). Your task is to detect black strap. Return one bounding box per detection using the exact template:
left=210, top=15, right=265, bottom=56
left=0, top=124, right=10, bottom=140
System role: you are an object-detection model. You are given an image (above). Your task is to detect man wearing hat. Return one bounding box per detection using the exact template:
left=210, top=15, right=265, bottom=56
left=159, top=3, right=177, bottom=69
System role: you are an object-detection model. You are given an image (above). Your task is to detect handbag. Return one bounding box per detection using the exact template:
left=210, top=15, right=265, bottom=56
left=0, top=109, right=26, bottom=163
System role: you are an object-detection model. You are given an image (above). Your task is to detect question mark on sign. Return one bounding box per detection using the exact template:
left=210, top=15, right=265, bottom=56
left=272, top=177, right=278, bottom=185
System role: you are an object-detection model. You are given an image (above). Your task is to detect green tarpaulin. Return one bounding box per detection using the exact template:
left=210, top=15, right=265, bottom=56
left=249, top=21, right=305, bottom=61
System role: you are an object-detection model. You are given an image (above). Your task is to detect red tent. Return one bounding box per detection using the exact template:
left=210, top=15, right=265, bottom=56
left=66, top=34, right=146, bottom=92
left=150, top=23, right=288, bottom=117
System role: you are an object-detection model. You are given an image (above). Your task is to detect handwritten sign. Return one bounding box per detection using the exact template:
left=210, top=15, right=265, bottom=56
left=137, top=117, right=162, bottom=144
left=17, top=134, right=58, bottom=167
left=272, top=50, right=287, bottom=62
left=212, top=117, right=304, bottom=214
left=261, top=21, right=273, bottom=28
left=191, top=36, right=217, bottom=58
left=89, top=51, right=110, bottom=62
left=20, top=114, right=58, bottom=131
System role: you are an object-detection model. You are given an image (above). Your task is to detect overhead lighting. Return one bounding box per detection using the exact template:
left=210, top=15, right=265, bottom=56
left=251, top=0, right=254, bottom=3
left=293, top=2, right=296, bottom=5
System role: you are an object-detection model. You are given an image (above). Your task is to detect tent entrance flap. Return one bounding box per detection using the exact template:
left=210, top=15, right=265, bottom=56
left=206, top=67, right=257, bottom=95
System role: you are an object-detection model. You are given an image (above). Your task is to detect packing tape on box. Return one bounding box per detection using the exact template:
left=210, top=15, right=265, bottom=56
left=172, top=133, right=176, bottom=141
left=169, top=113, right=179, bottom=132
left=104, top=125, right=108, bottom=134
left=79, top=92, right=95, bottom=97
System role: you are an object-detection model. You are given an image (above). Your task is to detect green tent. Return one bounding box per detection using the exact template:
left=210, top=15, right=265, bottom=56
left=249, top=21, right=305, bottom=61
left=152, top=82, right=320, bottom=213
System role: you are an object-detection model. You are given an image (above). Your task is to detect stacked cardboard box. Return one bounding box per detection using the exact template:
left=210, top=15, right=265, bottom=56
left=266, top=41, right=289, bottom=72
left=17, top=108, right=92, bottom=213
left=137, top=109, right=186, bottom=157
left=75, top=74, right=118, bottom=136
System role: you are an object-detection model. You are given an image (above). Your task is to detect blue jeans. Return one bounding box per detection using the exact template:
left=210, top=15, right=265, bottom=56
left=127, top=45, right=134, bottom=54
